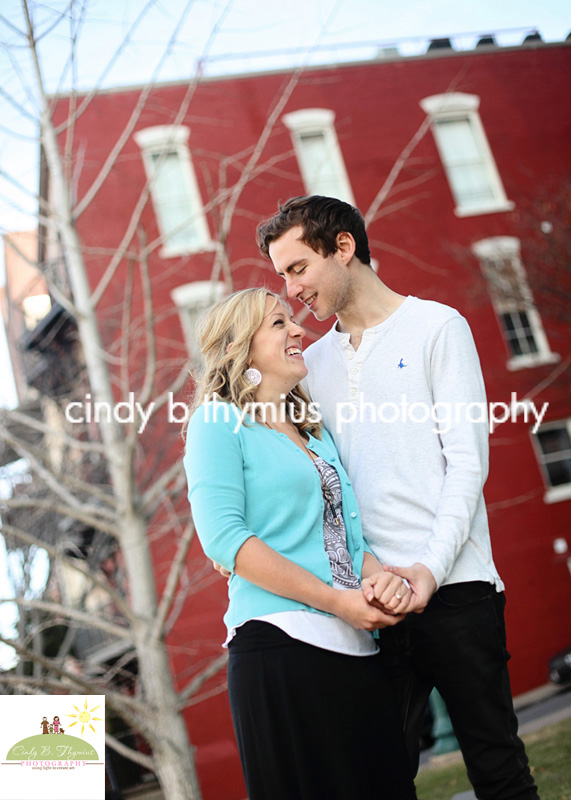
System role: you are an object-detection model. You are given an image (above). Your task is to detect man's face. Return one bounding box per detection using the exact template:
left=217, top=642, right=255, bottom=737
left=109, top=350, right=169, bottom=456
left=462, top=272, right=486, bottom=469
left=268, top=226, right=352, bottom=321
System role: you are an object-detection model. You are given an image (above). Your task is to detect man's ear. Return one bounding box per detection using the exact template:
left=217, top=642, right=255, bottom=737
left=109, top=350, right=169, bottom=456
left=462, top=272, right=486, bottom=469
left=336, top=231, right=356, bottom=264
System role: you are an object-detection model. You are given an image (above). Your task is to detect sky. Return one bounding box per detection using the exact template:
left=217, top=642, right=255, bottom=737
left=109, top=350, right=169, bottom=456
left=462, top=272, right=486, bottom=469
left=0, top=0, right=569, bottom=664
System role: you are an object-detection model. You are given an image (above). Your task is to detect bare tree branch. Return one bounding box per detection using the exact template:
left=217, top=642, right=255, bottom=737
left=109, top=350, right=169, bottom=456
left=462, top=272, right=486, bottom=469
left=3, top=496, right=120, bottom=536
left=105, top=731, right=155, bottom=772
left=364, top=116, right=432, bottom=227
left=53, top=0, right=161, bottom=134
left=178, top=652, right=228, bottom=709
left=0, top=597, right=133, bottom=641
left=0, top=635, right=149, bottom=726
left=137, top=228, right=157, bottom=407
left=72, top=0, right=197, bottom=220
left=0, top=424, right=103, bottom=514
left=0, top=407, right=107, bottom=454
left=150, top=522, right=195, bottom=643
left=364, top=68, right=468, bottom=227
left=1, top=523, right=132, bottom=619
left=89, top=0, right=235, bottom=310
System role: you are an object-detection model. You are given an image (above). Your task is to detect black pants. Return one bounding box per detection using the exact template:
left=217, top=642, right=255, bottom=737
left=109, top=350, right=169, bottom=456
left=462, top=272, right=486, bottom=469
left=228, top=621, right=417, bottom=800
left=377, top=581, right=540, bottom=800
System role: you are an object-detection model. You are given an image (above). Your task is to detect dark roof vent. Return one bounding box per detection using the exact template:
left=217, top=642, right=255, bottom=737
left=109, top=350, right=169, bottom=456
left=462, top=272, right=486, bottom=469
left=523, top=31, right=543, bottom=43
left=476, top=35, right=497, bottom=48
left=376, top=46, right=400, bottom=60
left=427, top=37, right=453, bottom=52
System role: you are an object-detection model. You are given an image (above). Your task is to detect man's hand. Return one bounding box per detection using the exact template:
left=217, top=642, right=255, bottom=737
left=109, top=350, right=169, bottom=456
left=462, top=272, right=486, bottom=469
left=362, top=571, right=413, bottom=616
left=212, top=560, right=232, bottom=579
left=382, top=563, right=437, bottom=613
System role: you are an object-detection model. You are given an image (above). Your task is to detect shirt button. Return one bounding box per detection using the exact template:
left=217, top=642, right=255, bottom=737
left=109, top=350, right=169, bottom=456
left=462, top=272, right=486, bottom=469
left=347, top=354, right=354, bottom=360
left=350, top=388, right=357, bottom=395
left=351, top=368, right=358, bottom=374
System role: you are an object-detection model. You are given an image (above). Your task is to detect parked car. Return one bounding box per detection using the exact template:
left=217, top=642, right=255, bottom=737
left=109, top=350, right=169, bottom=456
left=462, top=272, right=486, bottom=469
left=548, top=646, right=571, bottom=684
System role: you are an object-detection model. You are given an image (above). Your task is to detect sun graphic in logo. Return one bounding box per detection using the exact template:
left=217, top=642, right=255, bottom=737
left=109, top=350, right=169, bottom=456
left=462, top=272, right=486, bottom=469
left=66, top=697, right=103, bottom=737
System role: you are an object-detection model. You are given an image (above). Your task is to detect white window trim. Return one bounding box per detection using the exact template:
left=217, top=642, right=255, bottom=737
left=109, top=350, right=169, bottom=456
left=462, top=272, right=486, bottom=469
left=134, top=126, right=214, bottom=258
left=282, top=109, right=355, bottom=204
left=471, top=237, right=559, bottom=371
left=171, top=280, right=226, bottom=363
left=531, top=418, right=571, bottom=504
left=420, top=93, right=514, bottom=218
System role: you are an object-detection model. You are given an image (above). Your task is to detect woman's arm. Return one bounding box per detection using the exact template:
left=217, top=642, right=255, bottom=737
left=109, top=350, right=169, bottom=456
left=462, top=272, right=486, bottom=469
left=185, top=406, right=403, bottom=630
left=234, top=537, right=403, bottom=631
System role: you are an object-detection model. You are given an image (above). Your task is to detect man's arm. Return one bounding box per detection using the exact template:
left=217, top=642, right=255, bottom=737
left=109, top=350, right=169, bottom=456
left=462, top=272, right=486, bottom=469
left=390, top=315, right=489, bottom=597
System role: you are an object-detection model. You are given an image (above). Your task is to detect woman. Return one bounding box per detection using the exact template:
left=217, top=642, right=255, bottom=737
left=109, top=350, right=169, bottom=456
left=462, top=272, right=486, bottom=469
left=184, top=288, right=416, bottom=800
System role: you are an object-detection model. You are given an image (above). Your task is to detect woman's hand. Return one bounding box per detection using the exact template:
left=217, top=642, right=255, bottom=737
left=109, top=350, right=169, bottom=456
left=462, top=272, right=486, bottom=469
left=329, top=588, right=405, bottom=631
left=362, top=572, right=413, bottom=616
left=212, top=560, right=232, bottom=579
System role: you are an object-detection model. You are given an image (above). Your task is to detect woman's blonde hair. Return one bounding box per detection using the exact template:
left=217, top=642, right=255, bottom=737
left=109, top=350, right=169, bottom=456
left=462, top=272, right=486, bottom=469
left=187, top=287, right=321, bottom=437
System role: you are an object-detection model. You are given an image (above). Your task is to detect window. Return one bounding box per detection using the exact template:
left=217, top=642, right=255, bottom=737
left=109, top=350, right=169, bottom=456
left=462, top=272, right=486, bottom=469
left=533, top=419, right=571, bottom=503
left=472, top=237, right=559, bottom=370
left=420, top=93, right=514, bottom=217
left=171, top=281, right=226, bottom=364
left=134, top=126, right=213, bottom=257
left=282, top=109, right=355, bottom=203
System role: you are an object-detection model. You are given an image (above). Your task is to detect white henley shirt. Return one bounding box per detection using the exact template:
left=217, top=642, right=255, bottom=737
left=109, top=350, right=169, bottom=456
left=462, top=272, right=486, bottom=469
left=303, top=295, right=504, bottom=591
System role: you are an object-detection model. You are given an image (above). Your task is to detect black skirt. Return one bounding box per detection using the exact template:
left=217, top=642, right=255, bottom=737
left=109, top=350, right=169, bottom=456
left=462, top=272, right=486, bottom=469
left=227, top=620, right=416, bottom=800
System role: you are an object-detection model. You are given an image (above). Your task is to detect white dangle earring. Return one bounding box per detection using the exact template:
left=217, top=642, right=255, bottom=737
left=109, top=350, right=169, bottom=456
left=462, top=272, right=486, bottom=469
left=244, top=366, right=262, bottom=386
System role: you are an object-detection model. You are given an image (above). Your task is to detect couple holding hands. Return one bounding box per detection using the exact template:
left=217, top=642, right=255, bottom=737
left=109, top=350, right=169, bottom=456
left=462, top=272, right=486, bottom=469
left=184, top=196, right=539, bottom=800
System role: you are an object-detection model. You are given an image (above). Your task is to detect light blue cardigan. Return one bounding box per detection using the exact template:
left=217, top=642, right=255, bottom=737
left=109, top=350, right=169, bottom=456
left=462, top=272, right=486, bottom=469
left=184, top=401, right=371, bottom=634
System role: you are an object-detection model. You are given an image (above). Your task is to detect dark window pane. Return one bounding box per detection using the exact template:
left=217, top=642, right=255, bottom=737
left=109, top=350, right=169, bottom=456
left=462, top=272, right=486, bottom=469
left=545, top=458, right=571, bottom=487
left=526, top=334, right=539, bottom=354
left=538, top=427, right=571, bottom=455
left=502, top=313, right=515, bottom=332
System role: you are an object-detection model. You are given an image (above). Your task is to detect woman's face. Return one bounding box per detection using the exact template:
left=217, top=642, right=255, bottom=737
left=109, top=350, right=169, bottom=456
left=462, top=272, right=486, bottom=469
left=247, top=297, right=307, bottom=396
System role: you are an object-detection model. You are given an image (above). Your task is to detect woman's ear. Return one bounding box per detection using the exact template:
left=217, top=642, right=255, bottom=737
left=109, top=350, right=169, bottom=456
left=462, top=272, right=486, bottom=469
left=226, top=341, right=234, bottom=354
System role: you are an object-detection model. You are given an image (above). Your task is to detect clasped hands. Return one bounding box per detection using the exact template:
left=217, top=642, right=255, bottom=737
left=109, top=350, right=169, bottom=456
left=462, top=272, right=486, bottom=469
left=363, top=563, right=437, bottom=618
left=211, top=559, right=437, bottom=630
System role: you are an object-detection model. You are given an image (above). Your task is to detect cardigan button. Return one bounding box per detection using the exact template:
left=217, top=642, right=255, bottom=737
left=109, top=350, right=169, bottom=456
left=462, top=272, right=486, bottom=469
left=350, top=511, right=357, bottom=518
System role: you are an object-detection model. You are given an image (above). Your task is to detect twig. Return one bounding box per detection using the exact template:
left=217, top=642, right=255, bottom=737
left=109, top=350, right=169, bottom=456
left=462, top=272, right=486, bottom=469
left=150, top=522, right=195, bottom=643
left=178, top=652, right=228, bottom=708
left=0, top=597, right=133, bottom=641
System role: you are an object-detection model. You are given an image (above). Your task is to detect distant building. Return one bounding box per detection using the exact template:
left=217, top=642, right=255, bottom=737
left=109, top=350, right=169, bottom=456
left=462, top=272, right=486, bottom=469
left=15, top=30, right=571, bottom=799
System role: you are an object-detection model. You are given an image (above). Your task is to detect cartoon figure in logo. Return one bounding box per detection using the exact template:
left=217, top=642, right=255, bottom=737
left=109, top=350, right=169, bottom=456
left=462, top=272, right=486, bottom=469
left=49, top=722, right=54, bottom=733
left=59, top=727, right=65, bottom=735
left=53, top=715, right=61, bottom=733
left=40, top=716, right=49, bottom=734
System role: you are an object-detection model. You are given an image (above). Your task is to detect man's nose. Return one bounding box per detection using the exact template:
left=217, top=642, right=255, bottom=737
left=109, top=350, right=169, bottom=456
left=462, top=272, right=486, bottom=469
left=285, top=275, right=301, bottom=300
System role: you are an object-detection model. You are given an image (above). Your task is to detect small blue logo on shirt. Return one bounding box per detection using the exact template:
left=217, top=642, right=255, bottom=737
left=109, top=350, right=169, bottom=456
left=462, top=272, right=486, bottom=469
left=398, top=358, right=407, bottom=369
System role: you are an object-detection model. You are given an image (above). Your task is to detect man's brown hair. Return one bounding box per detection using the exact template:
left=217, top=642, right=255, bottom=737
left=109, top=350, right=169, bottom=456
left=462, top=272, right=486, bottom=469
left=257, top=195, right=371, bottom=266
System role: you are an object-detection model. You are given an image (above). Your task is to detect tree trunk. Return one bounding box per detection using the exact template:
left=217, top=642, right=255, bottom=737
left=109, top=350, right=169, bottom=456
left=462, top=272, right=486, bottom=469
left=23, top=3, right=204, bottom=794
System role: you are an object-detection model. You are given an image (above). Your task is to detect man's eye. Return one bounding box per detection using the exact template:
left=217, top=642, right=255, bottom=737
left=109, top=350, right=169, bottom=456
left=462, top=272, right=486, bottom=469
left=294, top=266, right=306, bottom=275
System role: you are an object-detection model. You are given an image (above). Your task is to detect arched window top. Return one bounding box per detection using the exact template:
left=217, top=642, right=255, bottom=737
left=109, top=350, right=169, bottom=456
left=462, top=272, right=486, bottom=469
left=471, top=236, right=520, bottom=259
left=134, top=125, right=190, bottom=149
left=282, top=108, right=336, bottom=130
left=420, top=93, right=480, bottom=116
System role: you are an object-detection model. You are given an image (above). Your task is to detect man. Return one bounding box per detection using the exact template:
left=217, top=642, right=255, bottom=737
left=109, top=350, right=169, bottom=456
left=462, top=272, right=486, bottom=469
left=257, top=195, right=539, bottom=800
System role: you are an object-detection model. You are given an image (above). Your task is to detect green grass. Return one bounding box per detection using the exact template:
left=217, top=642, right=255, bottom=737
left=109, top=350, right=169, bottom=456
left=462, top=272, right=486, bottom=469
left=415, top=716, right=571, bottom=800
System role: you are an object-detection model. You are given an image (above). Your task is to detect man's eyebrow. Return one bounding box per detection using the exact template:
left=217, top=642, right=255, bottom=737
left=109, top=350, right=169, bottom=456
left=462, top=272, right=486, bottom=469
left=276, top=258, right=306, bottom=276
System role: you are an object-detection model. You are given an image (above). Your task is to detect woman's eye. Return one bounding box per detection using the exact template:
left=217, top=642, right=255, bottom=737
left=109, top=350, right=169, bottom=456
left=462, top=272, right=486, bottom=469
left=273, top=319, right=284, bottom=326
